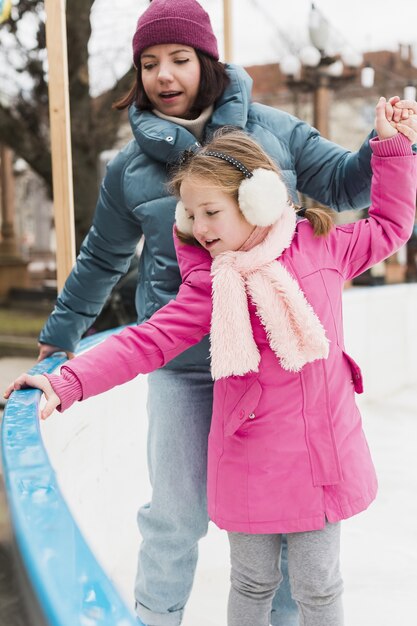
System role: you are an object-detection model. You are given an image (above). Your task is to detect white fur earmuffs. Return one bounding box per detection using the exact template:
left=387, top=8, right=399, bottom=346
left=175, top=151, right=290, bottom=234
left=238, top=168, right=288, bottom=227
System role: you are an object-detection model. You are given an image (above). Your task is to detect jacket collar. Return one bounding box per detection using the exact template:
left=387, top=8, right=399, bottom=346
left=205, top=64, right=252, bottom=134
left=128, top=64, right=252, bottom=165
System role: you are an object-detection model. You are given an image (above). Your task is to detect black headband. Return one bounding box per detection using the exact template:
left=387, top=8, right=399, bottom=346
left=178, top=148, right=252, bottom=179
left=203, top=151, right=253, bottom=179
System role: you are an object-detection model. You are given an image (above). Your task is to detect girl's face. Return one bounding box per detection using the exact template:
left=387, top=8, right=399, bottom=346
left=180, top=178, right=255, bottom=257
left=140, top=44, right=201, bottom=119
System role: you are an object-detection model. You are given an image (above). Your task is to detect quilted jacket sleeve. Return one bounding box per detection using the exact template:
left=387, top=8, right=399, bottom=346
left=324, top=134, right=417, bottom=280
left=50, top=269, right=212, bottom=410
left=288, top=117, right=374, bottom=211
left=39, top=148, right=143, bottom=353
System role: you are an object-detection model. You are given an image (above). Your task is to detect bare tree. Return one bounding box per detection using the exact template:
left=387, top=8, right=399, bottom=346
left=0, top=0, right=135, bottom=248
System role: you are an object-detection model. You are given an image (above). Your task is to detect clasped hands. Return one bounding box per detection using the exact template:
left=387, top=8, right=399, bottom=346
left=376, top=96, right=417, bottom=142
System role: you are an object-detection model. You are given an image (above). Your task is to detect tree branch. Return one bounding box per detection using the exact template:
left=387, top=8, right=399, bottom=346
left=0, top=104, right=51, bottom=187
left=94, top=66, right=136, bottom=116
left=93, top=67, right=135, bottom=152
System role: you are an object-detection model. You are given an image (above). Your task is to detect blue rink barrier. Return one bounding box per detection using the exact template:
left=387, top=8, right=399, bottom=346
left=1, top=329, right=138, bottom=626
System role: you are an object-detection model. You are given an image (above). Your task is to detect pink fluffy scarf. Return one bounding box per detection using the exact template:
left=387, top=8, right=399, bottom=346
left=210, top=207, right=329, bottom=379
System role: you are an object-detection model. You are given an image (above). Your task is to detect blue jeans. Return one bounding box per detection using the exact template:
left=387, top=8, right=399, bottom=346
left=272, top=539, right=300, bottom=626
left=135, top=368, right=299, bottom=626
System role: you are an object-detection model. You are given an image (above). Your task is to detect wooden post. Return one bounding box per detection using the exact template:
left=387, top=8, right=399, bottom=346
left=45, top=0, right=76, bottom=291
left=223, top=0, right=232, bottom=63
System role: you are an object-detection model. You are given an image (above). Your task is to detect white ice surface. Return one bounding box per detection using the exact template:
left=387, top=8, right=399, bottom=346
left=40, top=286, right=417, bottom=625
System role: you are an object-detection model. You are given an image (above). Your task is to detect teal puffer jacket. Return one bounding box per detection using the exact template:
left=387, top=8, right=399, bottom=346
left=40, top=64, right=373, bottom=368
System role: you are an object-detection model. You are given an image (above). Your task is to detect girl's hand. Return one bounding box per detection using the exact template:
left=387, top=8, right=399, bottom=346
left=3, top=374, right=60, bottom=420
left=375, top=97, right=398, bottom=140
left=386, top=95, right=400, bottom=126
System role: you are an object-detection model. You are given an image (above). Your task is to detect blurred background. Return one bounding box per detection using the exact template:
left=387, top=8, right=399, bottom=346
left=0, top=1, right=417, bottom=624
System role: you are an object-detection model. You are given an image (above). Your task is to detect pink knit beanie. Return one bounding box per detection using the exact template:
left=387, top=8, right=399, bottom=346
left=132, top=0, right=219, bottom=67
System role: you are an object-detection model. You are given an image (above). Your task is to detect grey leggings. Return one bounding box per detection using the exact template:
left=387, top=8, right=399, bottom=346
left=228, top=522, right=344, bottom=626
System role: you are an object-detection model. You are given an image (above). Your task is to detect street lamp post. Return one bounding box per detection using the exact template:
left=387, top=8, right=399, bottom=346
left=313, top=74, right=331, bottom=137
left=280, top=4, right=366, bottom=139
left=281, top=6, right=416, bottom=285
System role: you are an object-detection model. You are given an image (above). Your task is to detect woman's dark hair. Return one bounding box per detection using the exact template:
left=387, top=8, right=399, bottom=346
left=113, top=50, right=230, bottom=113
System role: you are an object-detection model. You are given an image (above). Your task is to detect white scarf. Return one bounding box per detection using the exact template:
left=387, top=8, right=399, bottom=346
left=210, top=207, right=329, bottom=379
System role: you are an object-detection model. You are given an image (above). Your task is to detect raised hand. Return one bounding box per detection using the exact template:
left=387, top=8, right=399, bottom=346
left=375, top=97, right=398, bottom=140
left=375, top=97, right=417, bottom=144
left=3, top=373, right=60, bottom=420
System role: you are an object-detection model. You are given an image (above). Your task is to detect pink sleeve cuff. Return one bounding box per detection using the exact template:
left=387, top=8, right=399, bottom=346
left=43, top=367, right=83, bottom=412
left=370, top=133, right=413, bottom=157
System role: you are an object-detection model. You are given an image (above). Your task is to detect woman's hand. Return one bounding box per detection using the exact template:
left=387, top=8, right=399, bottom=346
left=396, top=115, right=417, bottom=144
left=391, top=99, right=417, bottom=144
left=390, top=98, right=417, bottom=123
left=37, top=342, right=75, bottom=362
left=3, top=373, right=60, bottom=420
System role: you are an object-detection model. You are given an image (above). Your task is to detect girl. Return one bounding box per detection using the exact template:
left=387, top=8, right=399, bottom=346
left=32, top=0, right=388, bottom=623
left=5, top=98, right=417, bottom=626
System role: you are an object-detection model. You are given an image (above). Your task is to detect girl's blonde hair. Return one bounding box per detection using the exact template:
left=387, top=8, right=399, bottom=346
left=169, top=129, right=334, bottom=244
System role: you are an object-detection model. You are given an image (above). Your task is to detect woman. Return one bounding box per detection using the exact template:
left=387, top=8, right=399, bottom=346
left=37, top=1, right=378, bottom=624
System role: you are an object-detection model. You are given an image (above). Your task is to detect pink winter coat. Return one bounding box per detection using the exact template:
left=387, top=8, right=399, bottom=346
left=53, top=135, right=417, bottom=534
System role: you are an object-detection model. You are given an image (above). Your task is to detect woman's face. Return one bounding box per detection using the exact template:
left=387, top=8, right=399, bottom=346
left=140, top=44, right=201, bottom=119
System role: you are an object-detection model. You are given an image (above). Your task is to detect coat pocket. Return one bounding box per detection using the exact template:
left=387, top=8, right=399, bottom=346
left=343, top=351, right=363, bottom=394
left=223, top=376, right=263, bottom=437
